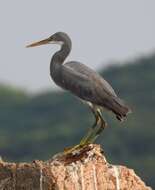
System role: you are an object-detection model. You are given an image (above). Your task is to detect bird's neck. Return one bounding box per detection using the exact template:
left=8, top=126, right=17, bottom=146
left=50, top=43, right=71, bottom=75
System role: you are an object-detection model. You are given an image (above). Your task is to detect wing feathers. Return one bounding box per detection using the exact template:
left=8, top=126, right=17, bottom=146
left=58, top=62, right=131, bottom=121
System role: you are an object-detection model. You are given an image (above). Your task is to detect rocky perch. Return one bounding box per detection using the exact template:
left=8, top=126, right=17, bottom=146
left=0, top=144, right=152, bottom=190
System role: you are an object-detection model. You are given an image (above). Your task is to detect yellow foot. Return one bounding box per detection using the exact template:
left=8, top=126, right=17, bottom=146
left=63, top=143, right=87, bottom=155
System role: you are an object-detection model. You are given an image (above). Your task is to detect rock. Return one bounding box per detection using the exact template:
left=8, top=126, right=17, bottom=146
left=0, top=144, right=152, bottom=190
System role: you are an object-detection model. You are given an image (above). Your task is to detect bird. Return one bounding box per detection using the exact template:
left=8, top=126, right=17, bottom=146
left=26, top=32, right=131, bottom=151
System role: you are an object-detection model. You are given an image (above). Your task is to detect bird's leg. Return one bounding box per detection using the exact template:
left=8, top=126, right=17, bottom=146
left=79, top=111, right=100, bottom=146
left=63, top=108, right=107, bottom=155
left=89, top=110, right=107, bottom=142
left=63, top=109, right=100, bottom=155
left=80, top=109, right=107, bottom=145
left=79, top=106, right=107, bottom=145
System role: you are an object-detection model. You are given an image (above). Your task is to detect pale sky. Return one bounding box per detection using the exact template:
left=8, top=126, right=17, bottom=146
left=0, top=0, right=155, bottom=92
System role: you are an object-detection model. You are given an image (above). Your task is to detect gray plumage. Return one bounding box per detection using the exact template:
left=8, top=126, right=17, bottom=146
left=27, top=31, right=131, bottom=122
left=49, top=32, right=131, bottom=121
left=27, top=31, right=132, bottom=148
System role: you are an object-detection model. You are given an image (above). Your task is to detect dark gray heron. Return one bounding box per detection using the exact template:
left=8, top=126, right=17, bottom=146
left=27, top=32, right=131, bottom=151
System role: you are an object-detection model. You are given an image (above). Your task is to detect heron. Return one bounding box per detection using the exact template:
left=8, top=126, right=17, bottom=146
left=27, top=32, right=131, bottom=152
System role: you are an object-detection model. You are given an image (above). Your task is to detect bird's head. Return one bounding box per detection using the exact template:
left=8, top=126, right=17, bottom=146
left=26, top=32, right=71, bottom=48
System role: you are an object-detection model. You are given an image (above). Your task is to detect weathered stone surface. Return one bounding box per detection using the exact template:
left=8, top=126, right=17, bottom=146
left=0, top=144, right=152, bottom=190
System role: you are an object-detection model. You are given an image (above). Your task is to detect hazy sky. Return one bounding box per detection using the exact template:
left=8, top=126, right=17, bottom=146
left=0, top=0, right=155, bottom=92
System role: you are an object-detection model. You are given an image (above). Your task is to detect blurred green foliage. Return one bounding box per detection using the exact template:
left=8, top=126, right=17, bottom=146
left=0, top=54, right=155, bottom=188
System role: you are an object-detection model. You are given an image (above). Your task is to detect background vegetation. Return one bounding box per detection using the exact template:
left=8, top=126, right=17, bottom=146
left=0, top=53, right=155, bottom=188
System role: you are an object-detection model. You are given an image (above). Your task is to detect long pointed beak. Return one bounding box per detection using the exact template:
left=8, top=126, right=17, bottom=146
left=26, top=37, right=52, bottom=48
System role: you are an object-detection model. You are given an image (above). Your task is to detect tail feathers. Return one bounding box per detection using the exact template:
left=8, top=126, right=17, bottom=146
left=110, top=96, right=132, bottom=122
